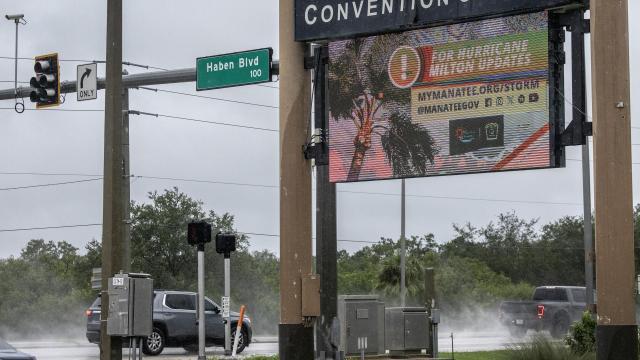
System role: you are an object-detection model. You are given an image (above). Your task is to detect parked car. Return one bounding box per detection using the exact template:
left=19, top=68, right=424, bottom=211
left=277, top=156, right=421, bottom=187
left=0, top=339, right=36, bottom=360
left=499, top=286, right=586, bottom=338
left=86, top=290, right=252, bottom=356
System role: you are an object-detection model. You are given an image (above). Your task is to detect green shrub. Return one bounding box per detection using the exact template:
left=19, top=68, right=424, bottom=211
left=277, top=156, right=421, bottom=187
left=507, top=335, right=594, bottom=360
left=565, top=312, right=596, bottom=355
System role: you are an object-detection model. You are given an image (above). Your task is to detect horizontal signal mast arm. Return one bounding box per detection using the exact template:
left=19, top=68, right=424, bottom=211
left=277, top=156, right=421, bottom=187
left=0, top=68, right=195, bottom=101
left=0, top=61, right=279, bottom=101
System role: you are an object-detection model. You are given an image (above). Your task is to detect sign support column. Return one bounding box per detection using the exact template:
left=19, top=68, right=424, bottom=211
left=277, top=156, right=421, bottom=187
left=279, top=0, right=314, bottom=358
left=591, top=0, right=637, bottom=358
left=314, top=45, right=338, bottom=359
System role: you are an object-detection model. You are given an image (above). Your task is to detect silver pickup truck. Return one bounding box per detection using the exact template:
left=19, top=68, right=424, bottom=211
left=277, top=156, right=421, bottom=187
left=85, top=290, right=252, bottom=356
left=498, top=286, right=586, bottom=338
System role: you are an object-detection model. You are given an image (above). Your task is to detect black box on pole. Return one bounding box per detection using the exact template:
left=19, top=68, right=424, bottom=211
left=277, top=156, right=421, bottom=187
left=187, top=222, right=212, bottom=246
left=216, top=233, right=237, bottom=256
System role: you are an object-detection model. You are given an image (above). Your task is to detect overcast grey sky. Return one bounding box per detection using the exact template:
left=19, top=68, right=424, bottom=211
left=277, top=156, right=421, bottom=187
left=0, top=1, right=638, bottom=258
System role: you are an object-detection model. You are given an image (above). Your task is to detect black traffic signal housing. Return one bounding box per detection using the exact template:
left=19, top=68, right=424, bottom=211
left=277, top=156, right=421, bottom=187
left=187, top=221, right=212, bottom=247
left=30, top=53, right=60, bottom=108
left=216, top=233, right=237, bottom=257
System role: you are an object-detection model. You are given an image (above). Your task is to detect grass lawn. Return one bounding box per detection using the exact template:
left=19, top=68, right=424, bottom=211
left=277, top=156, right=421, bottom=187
left=440, top=350, right=510, bottom=360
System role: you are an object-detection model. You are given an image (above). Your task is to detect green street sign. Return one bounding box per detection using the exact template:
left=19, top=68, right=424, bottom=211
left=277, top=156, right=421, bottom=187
left=196, top=48, right=273, bottom=91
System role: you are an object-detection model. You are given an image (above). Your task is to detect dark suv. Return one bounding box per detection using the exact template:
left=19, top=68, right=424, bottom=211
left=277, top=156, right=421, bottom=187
left=86, top=290, right=252, bottom=356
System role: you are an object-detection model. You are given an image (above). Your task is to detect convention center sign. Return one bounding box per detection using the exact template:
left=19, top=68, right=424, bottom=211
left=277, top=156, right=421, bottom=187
left=295, top=0, right=583, bottom=41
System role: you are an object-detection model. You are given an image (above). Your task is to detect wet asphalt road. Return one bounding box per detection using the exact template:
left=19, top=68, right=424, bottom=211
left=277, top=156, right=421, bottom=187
left=9, top=330, right=541, bottom=359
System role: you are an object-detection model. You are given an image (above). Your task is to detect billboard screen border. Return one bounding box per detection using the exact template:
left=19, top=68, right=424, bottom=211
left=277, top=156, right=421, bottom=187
left=327, top=13, right=567, bottom=184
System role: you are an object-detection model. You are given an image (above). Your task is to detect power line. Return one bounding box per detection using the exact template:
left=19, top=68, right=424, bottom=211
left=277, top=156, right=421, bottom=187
left=0, top=107, right=103, bottom=112
left=0, top=178, right=102, bottom=191
left=134, top=175, right=277, bottom=189
left=130, top=110, right=278, bottom=132
left=0, top=171, right=101, bottom=177
left=0, top=56, right=168, bottom=71
left=0, top=171, right=591, bottom=206
left=134, top=175, right=584, bottom=206
left=134, top=86, right=278, bottom=109
left=0, top=221, right=378, bottom=244
left=0, top=223, right=101, bottom=233
left=338, top=189, right=583, bottom=206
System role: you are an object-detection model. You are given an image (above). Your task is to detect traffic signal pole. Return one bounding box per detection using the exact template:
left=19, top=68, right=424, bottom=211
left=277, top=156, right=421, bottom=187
left=100, top=1, right=127, bottom=360
left=279, top=0, right=314, bottom=358
left=590, top=0, right=638, bottom=358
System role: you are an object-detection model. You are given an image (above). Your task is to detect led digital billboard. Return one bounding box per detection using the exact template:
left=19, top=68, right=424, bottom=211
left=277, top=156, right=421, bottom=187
left=328, top=12, right=562, bottom=183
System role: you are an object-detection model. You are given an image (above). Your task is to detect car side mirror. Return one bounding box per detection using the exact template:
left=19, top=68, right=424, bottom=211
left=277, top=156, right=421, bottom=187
left=214, top=306, right=221, bottom=314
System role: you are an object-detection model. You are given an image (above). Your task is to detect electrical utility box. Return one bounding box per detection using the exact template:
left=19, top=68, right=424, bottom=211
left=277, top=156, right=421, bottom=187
left=107, top=273, right=154, bottom=337
left=385, top=307, right=430, bottom=355
left=338, top=295, right=385, bottom=356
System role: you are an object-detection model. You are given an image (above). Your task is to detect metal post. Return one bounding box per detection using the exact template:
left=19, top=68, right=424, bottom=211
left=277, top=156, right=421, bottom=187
left=122, top=87, right=131, bottom=265
left=400, top=179, right=406, bottom=307
left=568, top=9, right=595, bottom=315
left=224, top=257, right=231, bottom=355
left=590, top=0, right=638, bottom=358
left=100, top=1, right=125, bottom=360
left=315, top=45, right=338, bottom=359
left=582, top=141, right=594, bottom=312
left=424, top=268, right=435, bottom=356
left=197, top=246, right=206, bottom=360
left=5, top=14, right=25, bottom=112
left=13, top=20, right=18, bottom=97
left=279, top=0, right=314, bottom=358
left=450, top=333, right=454, bottom=360
left=432, top=324, right=438, bottom=359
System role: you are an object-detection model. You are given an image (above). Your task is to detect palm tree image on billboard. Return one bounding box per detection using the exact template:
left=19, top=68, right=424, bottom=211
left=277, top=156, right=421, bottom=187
left=328, top=12, right=557, bottom=183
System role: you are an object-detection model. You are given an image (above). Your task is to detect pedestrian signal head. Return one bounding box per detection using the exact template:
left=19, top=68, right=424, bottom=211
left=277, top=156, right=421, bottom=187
left=187, top=221, right=212, bottom=247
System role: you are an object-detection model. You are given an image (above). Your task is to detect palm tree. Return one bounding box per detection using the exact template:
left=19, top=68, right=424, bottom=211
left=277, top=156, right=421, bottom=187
left=329, top=35, right=439, bottom=181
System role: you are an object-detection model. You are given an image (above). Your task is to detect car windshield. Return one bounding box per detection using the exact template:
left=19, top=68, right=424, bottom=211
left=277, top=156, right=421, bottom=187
left=0, top=338, right=16, bottom=352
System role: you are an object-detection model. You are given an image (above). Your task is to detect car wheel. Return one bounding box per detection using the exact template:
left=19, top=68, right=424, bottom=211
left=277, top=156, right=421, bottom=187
left=231, top=327, right=248, bottom=354
left=508, top=326, right=527, bottom=338
left=143, top=327, right=165, bottom=356
left=550, top=315, right=570, bottom=339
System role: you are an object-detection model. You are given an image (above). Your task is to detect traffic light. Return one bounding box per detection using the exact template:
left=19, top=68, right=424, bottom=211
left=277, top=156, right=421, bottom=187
left=187, top=221, right=212, bottom=246
left=29, top=53, right=60, bottom=108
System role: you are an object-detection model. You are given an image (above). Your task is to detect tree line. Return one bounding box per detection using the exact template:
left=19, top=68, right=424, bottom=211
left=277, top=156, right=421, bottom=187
left=0, top=187, right=638, bottom=337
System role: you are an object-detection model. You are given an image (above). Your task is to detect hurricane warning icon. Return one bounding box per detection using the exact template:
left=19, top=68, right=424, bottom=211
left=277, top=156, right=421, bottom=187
left=387, top=46, right=421, bottom=89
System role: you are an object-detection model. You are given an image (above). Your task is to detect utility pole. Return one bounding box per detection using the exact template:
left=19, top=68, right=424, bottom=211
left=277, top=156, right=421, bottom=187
left=100, top=1, right=126, bottom=360
left=400, top=179, right=406, bottom=307
left=279, top=0, right=314, bottom=357
left=314, top=45, right=338, bottom=359
left=590, top=0, right=637, bottom=358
